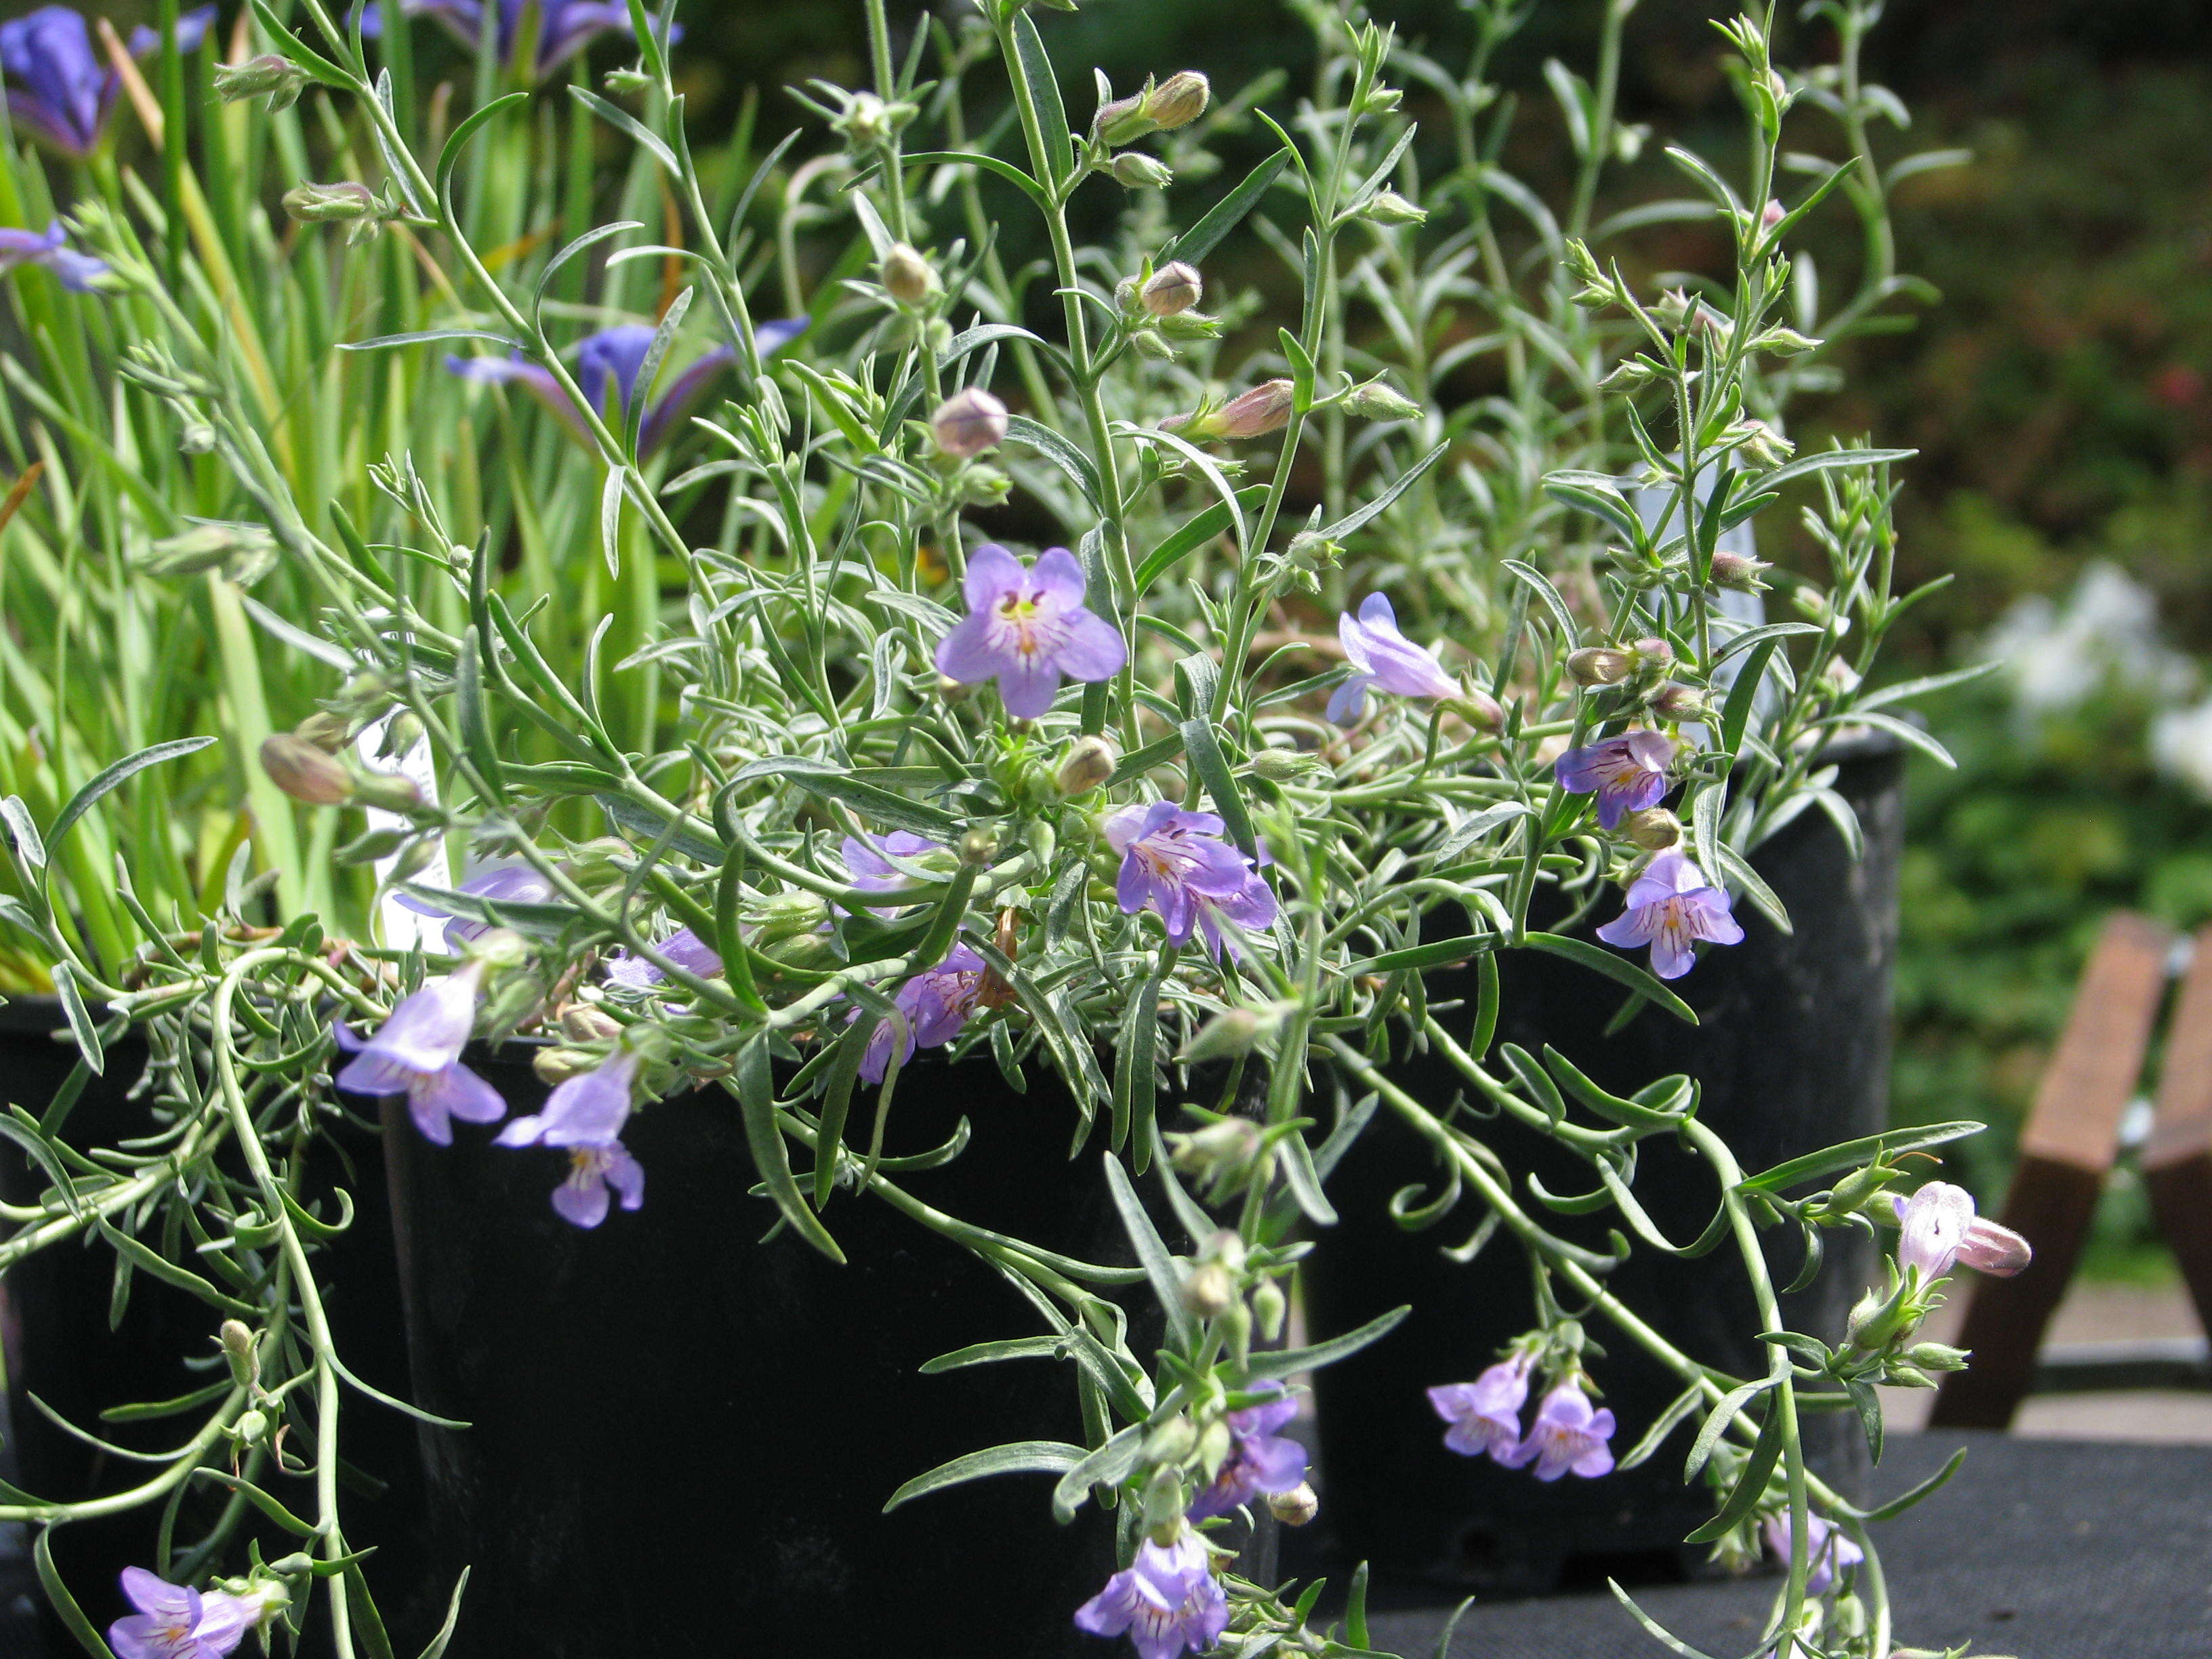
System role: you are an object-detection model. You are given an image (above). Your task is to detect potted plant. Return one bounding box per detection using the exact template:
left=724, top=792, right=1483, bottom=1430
left=0, top=3, right=2023, bottom=1659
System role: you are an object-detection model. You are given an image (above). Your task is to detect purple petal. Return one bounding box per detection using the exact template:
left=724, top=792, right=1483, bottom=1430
left=755, top=316, right=809, bottom=359
left=1647, top=923, right=1697, bottom=981
left=1594, top=906, right=1659, bottom=949
left=960, top=543, right=1026, bottom=611
left=934, top=611, right=1006, bottom=687
left=1028, top=546, right=1089, bottom=607
left=552, top=1164, right=612, bottom=1228
left=640, top=344, right=737, bottom=453
left=605, top=1145, right=646, bottom=1210
left=994, top=653, right=1063, bottom=720
left=1326, top=672, right=1372, bottom=726
left=418, top=1061, right=507, bottom=1127
left=1051, top=607, right=1128, bottom=683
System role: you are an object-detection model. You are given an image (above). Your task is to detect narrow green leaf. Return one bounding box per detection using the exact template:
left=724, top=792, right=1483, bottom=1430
left=1102, top=1153, right=1194, bottom=1352
left=884, top=1440, right=1087, bottom=1513
left=1004, top=413, right=1102, bottom=508
left=1863, top=1448, right=1972, bottom=1521
left=1736, top=1120, right=1984, bottom=1194
left=1246, top=1305, right=1410, bottom=1380
left=1010, top=13, right=1075, bottom=188
left=1521, top=932, right=1698, bottom=1025
left=1317, top=442, right=1450, bottom=544
left=47, top=739, right=216, bottom=855
left=411, top=1568, right=472, bottom=1659
left=733, top=1038, right=845, bottom=1263
left=1163, top=148, right=1290, bottom=265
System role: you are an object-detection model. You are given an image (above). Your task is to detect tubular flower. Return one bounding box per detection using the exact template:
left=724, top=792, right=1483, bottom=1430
left=604, top=926, right=725, bottom=992
left=1073, top=1534, right=1229, bottom=1659
left=495, top=1048, right=646, bottom=1228
left=1761, top=1513, right=1864, bottom=1596
left=447, top=319, right=806, bottom=453
left=107, top=1567, right=255, bottom=1659
left=859, top=945, right=989, bottom=1084
left=1555, top=730, right=1676, bottom=830
left=1891, top=1183, right=2031, bottom=1279
left=334, top=961, right=506, bottom=1145
left=1, top=5, right=213, bottom=159
left=841, top=832, right=947, bottom=905
left=1427, top=1353, right=1533, bottom=1463
left=1186, top=1385, right=1308, bottom=1521
left=0, top=220, right=105, bottom=291
left=1327, top=593, right=1458, bottom=724
left=1500, top=1379, right=1615, bottom=1481
left=933, top=544, right=1126, bottom=719
left=394, top=861, right=557, bottom=949
left=1594, top=850, right=1744, bottom=981
left=1105, top=802, right=1277, bottom=958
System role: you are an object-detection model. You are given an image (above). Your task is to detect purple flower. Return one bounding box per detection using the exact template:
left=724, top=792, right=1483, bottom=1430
left=1499, top=1380, right=1615, bottom=1481
left=1073, top=1534, right=1229, bottom=1659
left=841, top=831, right=945, bottom=905
left=859, top=945, right=987, bottom=1084
left=495, top=1048, right=646, bottom=1227
left=1187, top=1384, right=1308, bottom=1521
left=1761, top=1513, right=1864, bottom=1595
left=1891, top=1183, right=2031, bottom=1279
left=447, top=318, right=807, bottom=453
left=359, top=0, right=672, bottom=77
left=603, top=926, right=724, bottom=991
left=107, top=1567, right=253, bottom=1659
left=334, top=961, right=506, bottom=1145
left=1104, top=802, right=1277, bottom=959
left=1, top=5, right=213, bottom=159
left=0, top=220, right=104, bottom=291
left=933, top=544, right=1127, bottom=719
left=1327, top=593, right=1458, bottom=724
left=1427, top=1353, right=1532, bottom=1462
left=1593, top=850, right=1744, bottom=981
left=394, top=861, right=556, bottom=949
left=1555, top=729, right=1676, bottom=830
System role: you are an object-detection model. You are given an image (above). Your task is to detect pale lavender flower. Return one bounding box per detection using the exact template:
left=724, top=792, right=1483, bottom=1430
left=1186, top=1384, right=1307, bottom=1521
left=934, top=544, right=1126, bottom=718
left=841, top=831, right=945, bottom=904
left=1327, top=593, right=1458, bottom=724
left=858, top=945, right=987, bottom=1084
left=0, top=220, right=104, bottom=290
left=1891, top=1183, right=2030, bottom=1279
left=334, top=961, right=505, bottom=1145
left=359, top=0, right=672, bottom=77
left=1, top=5, right=213, bottom=159
left=1593, top=850, right=1744, bottom=981
left=447, top=318, right=806, bottom=453
left=1104, top=801, right=1277, bottom=958
left=1073, top=1534, right=1229, bottom=1659
left=1427, top=1353, right=1532, bottom=1462
left=1555, top=729, right=1676, bottom=830
left=1500, top=1380, right=1615, bottom=1481
left=603, top=926, right=724, bottom=991
left=394, top=861, right=556, bottom=948
left=495, top=1048, right=644, bottom=1228
left=107, top=1567, right=253, bottom=1659
left=1761, top=1513, right=1864, bottom=1595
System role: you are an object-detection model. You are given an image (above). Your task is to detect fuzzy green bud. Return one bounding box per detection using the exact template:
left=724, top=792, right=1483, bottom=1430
left=259, top=734, right=353, bottom=805
left=233, top=1408, right=270, bottom=1447
left=1092, top=89, right=1155, bottom=147
left=1344, top=378, right=1422, bottom=421
left=1252, top=1278, right=1287, bottom=1343
left=880, top=243, right=937, bottom=305
left=1142, top=72, right=1210, bottom=131
left=1622, top=807, right=1681, bottom=851
left=1109, top=152, right=1174, bottom=190
left=1141, top=261, right=1202, bottom=317
left=293, top=711, right=351, bottom=753
left=1246, top=745, right=1326, bottom=781
left=1143, top=1414, right=1197, bottom=1465
left=1648, top=681, right=1708, bottom=721
left=335, top=825, right=410, bottom=866
left=283, top=180, right=379, bottom=224
left=1568, top=646, right=1633, bottom=686
left=1056, top=735, right=1118, bottom=797
left=1193, top=378, right=1294, bottom=440
left=558, top=1004, right=623, bottom=1044
left=1709, top=549, right=1771, bottom=593
left=352, top=769, right=425, bottom=814
left=1181, top=1261, right=1238, bottom=1319
left=930, top=388, right=1008, bottom=459
left=532, top=1046, right=599, bottom=1086
left=214, top=54, right=309, bottom=111
left=1268, top=1481, right=1319, bottom=1525
left=219, top=1320, right=260, bottom=1389
left=1178, top=1007, right=1263, bottom=1065
left=1652, top=287, right=1695, bottom=331
left=142, top=522, right=278, bottom=584
left=1359, top=189, right=1427, bottom=226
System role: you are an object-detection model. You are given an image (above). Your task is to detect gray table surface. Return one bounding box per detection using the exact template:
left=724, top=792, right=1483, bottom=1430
left=1359, top=1433, right=2212, bottom=1658
left=1, top=1433, right=2205, bottom=1656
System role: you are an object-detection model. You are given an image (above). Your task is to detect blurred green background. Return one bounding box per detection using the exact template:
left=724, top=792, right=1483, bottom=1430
left=18, top=0, right=2212, bottom=1270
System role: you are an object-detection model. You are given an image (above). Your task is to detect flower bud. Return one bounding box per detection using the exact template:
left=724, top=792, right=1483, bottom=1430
left=1109, top=152, right=1173, bottom=190
left=1142, top=72, right=1210, bottom=131
left=219, top=1320, right=260, bottom=1389
left=259, top=734, right=353, bottom=805
left=1359, top=189, right=1428, bottom=226
left=1141, top=262, right=1202, bottom=317
left=352, top=769, right=425, bottom=813
left=1709, top=549, right=1771, bottom=593
left=1143, top=1414, right=1197, bottom=1465
left=936, top=674, right=972, bottom=703
left=1127, top=326, right=1174, bottom=360
left=1252, top=1278, right=1287, bottom=1343
left=142, top=523, right=277, bottom=583
left=1748, top=325, right=1820, bottom=356
left=880, top=243, right=937, bottom=305
left=1344, top=379, right=1422, bottom=421
left=1444, top=691, right=1505, bottom=733
left=930, top=388, right=1008, bottom=459
left=1056, top=735, right=1118, bottom=796
left=1267, top=1481, right=1319, bottom=1526
left=293, top=711, right=350, bottom=753
left=1959, top=1215, right=2032, bottom=1277
left=1622, top=807, right=1681, bottom=851
left=533, top=1046, right=600, bottom=1086
left=214, top=54, right=309, bottom=111
left=1092, top=89, right=1155, bottom=148
left=1761, top=197, right=1786, bottom=231
left=233, top=1408, right=270, bottom=1447
left=959, top=829, right=998, bottom=867
left=1360, top=84, right=1403, bottom=114
left=1140, top=1465, right=1189, bottom=1533
left=558, top=1003, right=623, bottom=1043
left=282, top=181, right=378, bottom=224
left=467, top=926, right=532, bottom=970
left=1649, top=682, right=1708, bottom=721
left=335, top=825, right=409, bottom=866
left=1652, top=288, right=1695, bottom=331
left=1247, top=745, right=1324, bottom=781
left=1568, top=646, right=1632, bottom=686
left=179, top=422, right=218, bottom=454
left=1199, top=379, right=1294, bottom=441
left=1904, top=1341, right=1970, bottom=1372
left=1737, top=419, right=1793, bottom=468
left=756, top=890, right=832, bottom=947
left=1178, top=1007, right=1263, bottom=1064
left=1166, top=1115, right=1269, bottom=1198
left=1181, top=1261, right=1237, bottom=1319
left=1632, top=636, right=1674, bottom=669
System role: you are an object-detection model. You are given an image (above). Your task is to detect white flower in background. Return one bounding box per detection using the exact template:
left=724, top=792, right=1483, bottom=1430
left=1981, top=562, right=2192, bottom=718
left=2153, top=696, right=2212, bottom=800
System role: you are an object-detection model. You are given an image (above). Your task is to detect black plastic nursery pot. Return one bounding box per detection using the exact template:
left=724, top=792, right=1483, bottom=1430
left=0, top=999, right=424, bottom=1646
left=1301, top=734, right=1904, bottom=1595
left=380, top=1046, right=1174, bottom=1659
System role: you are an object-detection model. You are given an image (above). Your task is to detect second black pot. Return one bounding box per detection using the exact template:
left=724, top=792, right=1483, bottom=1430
left=381, top=1048, right=1170, bottom=1659
left=1303, top=737, right=1904, bottom=1593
